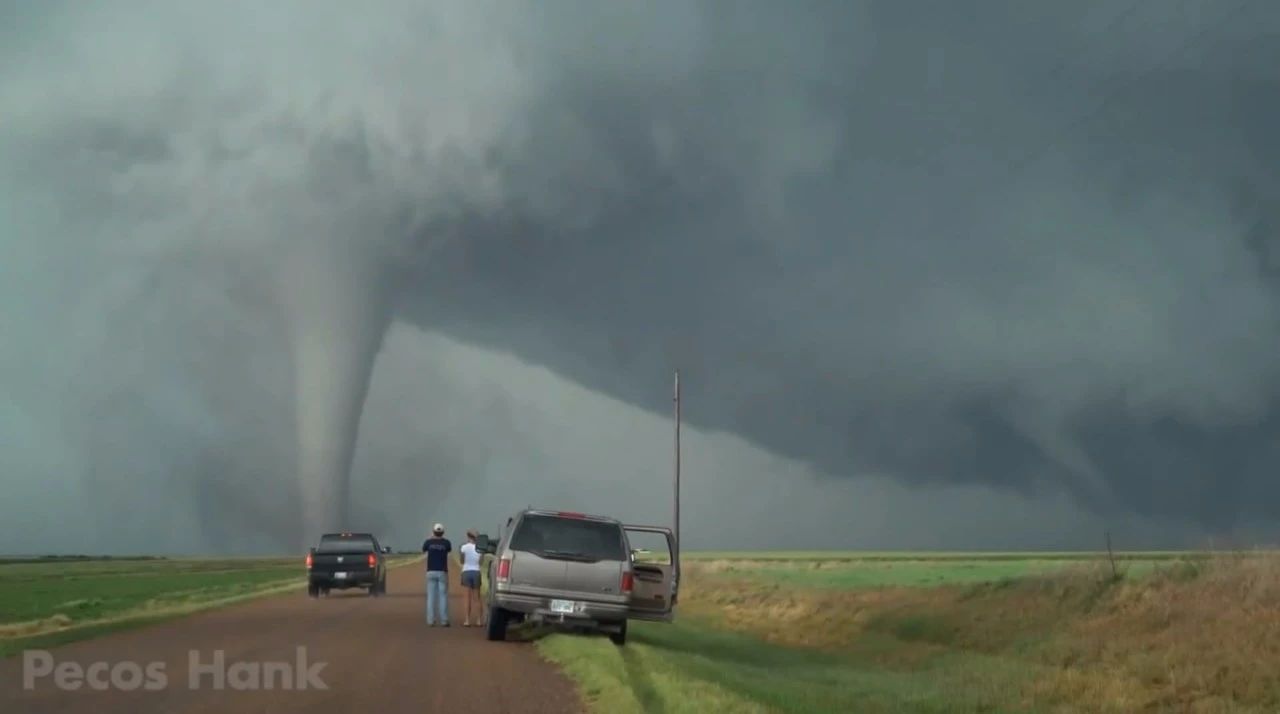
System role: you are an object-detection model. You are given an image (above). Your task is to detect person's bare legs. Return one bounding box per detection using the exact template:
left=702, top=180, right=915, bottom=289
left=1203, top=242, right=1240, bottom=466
left=462, top=571, right=481, bottom=626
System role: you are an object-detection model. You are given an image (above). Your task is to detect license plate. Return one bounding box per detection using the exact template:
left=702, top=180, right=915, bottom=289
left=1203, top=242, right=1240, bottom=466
left=549, top=599, right=575, bottom=614
left=334, top=572, right=348, bottom=579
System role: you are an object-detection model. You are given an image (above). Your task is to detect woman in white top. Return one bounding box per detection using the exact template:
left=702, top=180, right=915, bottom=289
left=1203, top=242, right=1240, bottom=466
left=459, top=529, right=485, bottom=627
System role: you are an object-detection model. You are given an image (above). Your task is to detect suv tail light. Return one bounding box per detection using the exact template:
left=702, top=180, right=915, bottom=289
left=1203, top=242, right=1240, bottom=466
left=367, top=553, right=377, bottom=568
left=497, top=557, right=511, bottom=582
left=305, top=552, right=313, bottom=569
left=621, top=571, right=634, bottom=594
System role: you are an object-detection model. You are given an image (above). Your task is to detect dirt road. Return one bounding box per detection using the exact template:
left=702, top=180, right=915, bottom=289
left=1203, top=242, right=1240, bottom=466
left=0, top=563, right=584, bottom=714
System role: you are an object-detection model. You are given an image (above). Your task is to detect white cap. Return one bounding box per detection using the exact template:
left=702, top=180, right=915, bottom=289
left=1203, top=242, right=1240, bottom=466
left=432, top=523, right=444, bottom=533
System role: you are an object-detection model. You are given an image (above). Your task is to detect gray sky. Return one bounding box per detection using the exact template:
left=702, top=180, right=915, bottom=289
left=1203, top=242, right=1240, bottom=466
left=3, top=1, right=1279, bottom=554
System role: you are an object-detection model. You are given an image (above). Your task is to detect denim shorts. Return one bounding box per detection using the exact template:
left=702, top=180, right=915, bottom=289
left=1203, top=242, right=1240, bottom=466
left=461, top=570, right=481, bottom=589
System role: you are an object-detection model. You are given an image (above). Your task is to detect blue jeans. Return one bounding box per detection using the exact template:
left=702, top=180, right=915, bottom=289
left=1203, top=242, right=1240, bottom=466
left=425, top=571, right=449, bottom=624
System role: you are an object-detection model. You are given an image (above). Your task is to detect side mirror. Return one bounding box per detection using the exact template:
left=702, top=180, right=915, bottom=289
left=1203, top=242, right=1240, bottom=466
left=382, top=546, right=392, bottom=554
left=477, top=534, right=497, bottom=555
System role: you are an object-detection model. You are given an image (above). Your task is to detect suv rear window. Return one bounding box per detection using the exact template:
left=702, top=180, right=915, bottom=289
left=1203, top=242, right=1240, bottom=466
left=317, top=534, right=376, bottom=553
left=509, top=515, right=627, bottom=561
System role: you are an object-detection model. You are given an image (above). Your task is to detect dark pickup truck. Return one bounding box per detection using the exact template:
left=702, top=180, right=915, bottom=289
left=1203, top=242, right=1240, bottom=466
left=306, top=532, right=390, bottom=597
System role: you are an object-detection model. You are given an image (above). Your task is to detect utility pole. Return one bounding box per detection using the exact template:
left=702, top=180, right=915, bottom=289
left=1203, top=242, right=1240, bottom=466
left=673, top=369, right=681, bottom=554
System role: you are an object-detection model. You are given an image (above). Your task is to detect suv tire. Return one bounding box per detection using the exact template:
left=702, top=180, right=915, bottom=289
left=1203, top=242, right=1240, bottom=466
left=609, top=620, right=628, bottom=646
left=486, top=606, right=509, bottom=641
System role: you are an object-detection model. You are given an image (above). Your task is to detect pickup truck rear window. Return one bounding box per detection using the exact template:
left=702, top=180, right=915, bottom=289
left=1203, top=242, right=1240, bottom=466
left=509, top=515, right=627, bottom=561
left=317, top=535, right=376, bottom=553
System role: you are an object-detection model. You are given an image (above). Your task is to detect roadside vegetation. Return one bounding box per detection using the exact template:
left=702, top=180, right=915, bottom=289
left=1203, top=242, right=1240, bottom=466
left=538, top=550, right=1280, bottom=713
left=0, top=554, right=420, bottom=656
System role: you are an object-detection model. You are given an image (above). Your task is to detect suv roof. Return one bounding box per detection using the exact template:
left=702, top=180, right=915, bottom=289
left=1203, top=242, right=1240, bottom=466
left=519, top=508, right=621, bottom=524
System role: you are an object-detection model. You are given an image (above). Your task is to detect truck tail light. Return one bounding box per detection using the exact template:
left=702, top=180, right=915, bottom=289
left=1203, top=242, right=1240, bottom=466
left=367, top=553, right=377, bottom=568
left=497, top=557, right=511, bottom=582
left=305, top=552, right=313, bottom=569
left=621, top=571, right=634, bottom=594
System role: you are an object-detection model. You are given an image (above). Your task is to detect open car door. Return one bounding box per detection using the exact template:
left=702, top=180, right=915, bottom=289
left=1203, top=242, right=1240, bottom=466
left=623, top=525, right=679, bottom=622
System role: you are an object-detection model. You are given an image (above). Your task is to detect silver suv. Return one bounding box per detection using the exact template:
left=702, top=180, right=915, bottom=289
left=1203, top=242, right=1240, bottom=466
left=480, top=508, right=678, bottom=645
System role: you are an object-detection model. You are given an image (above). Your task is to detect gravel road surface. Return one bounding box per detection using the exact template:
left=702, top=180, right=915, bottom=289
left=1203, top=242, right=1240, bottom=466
left=1, top=562, right=583, bottom=714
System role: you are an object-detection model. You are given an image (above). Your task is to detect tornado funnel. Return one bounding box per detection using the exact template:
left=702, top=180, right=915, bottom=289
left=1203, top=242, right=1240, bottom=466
left=276, top=245, right=394, bottom=548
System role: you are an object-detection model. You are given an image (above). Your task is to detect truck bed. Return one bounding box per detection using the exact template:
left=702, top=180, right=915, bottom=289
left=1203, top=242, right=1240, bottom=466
left=310, top=552, right=376, bottom=582
left=307, top=532, right=386, bottom=594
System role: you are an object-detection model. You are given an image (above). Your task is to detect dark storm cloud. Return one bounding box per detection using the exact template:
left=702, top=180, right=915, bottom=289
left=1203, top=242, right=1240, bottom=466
left=2, top=0, right=1279, bottom=552
left=403, top=0, right=1280, bottom=528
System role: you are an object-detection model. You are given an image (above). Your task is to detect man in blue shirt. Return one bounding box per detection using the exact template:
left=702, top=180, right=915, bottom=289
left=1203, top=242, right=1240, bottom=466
left=422, top=523, right=452, bottom=626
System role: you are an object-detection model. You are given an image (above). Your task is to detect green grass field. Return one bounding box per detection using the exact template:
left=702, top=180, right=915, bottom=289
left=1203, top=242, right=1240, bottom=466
left=540, top=618, right=1033, bottom=714
left=5, top=549, right=1275, bottom=710
left=683, top=549, right=1204, bottom=562
left=539, top=552, right=1078, bottom=713
left=538, top=550, right=1280, bottom=713
left=694, top=558, right=1139, bottom=590
left=0, top=554, right=420, bottom=657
